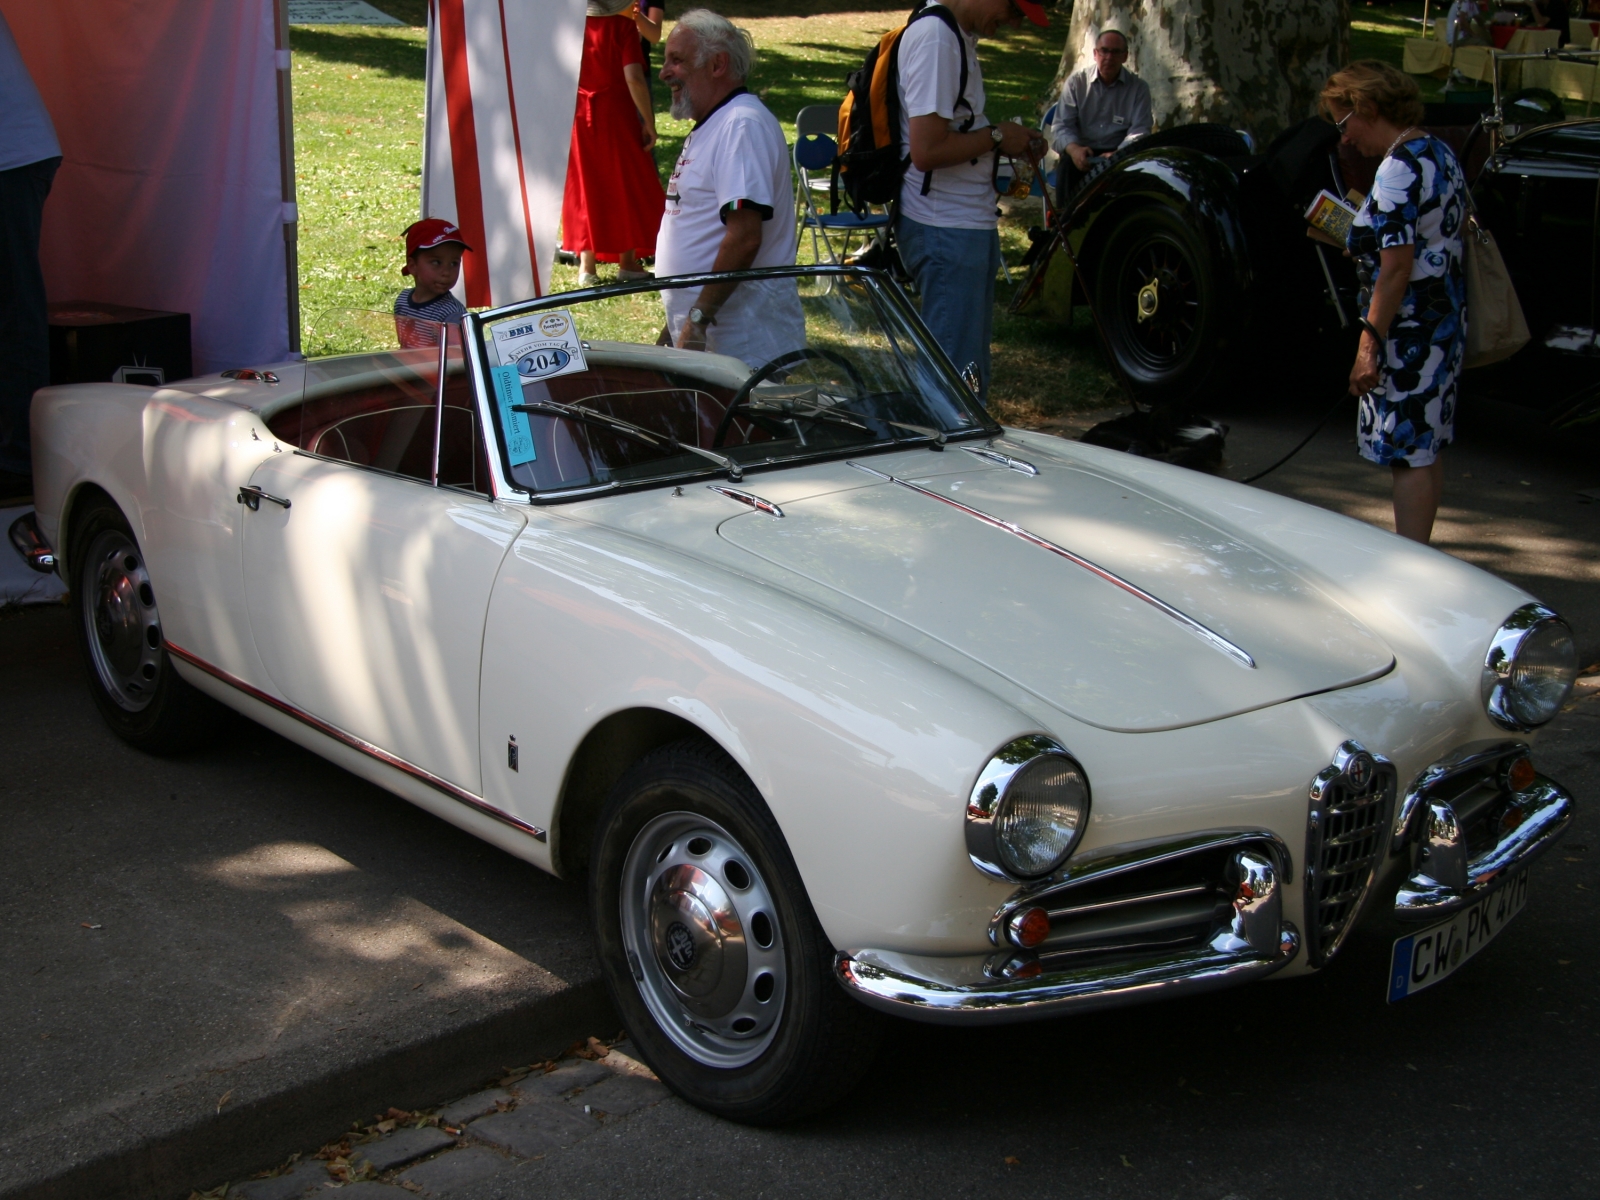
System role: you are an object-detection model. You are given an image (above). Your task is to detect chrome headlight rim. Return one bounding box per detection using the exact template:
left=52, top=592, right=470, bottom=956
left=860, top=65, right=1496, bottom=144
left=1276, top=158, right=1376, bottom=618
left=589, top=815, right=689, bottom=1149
left=1482, top=603, right=1577, bottom=732
left=965, top=734, right=1091, bottom=882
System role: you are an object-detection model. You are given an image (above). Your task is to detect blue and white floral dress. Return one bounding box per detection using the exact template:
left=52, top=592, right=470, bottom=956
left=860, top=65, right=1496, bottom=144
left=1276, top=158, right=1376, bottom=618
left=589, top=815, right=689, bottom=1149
left=1346, top=134, right=1469, bottom=468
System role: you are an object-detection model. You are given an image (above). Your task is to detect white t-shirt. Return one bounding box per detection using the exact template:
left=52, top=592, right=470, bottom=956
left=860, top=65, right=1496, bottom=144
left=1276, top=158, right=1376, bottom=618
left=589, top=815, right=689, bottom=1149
left=0, top=13, right=60, bottom=173
left=896, top=11, right=996, bottom=230
left=656, top=91, right=805, bottom=369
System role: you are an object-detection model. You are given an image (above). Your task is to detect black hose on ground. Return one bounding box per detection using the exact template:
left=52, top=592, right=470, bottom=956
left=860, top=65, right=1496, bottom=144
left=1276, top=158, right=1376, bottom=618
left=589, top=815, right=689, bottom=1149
left=1236, top=392, right=1349, bottom=484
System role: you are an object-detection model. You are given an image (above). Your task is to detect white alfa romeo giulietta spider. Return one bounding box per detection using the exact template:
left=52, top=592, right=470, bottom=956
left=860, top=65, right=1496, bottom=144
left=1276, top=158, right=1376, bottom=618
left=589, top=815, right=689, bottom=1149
left=14, top=266, right=1577, bottom=1122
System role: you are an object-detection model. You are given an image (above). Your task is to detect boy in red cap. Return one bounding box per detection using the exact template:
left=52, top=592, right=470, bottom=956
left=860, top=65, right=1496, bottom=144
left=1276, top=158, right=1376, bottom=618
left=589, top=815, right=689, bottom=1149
left=394, top=218, right=472, bottom=347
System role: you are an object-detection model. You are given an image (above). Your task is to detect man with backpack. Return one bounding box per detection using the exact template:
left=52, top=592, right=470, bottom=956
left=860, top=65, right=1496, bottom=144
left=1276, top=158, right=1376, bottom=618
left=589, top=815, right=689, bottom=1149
left=891, top=0, right=1047, bottom=405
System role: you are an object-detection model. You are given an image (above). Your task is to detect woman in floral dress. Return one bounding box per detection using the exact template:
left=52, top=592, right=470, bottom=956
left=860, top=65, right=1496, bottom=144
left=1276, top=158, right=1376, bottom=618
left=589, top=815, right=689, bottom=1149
left=1322, top=61, right=1468, bottom=545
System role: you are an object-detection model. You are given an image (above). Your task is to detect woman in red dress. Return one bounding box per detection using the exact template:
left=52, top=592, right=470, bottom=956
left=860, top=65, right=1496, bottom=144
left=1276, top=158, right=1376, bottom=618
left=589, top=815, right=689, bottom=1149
left=563, top=0, right=666, bottom=286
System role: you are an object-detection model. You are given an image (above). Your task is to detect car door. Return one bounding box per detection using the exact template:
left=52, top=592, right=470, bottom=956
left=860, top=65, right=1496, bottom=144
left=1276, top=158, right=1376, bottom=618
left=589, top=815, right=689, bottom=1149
left=238, top=356, right=525, bottom=795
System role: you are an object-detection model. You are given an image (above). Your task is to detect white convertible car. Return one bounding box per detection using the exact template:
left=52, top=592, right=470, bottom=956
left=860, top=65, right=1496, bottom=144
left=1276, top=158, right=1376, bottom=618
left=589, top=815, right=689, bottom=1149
left=13, top=267, right=1577, bottom=1122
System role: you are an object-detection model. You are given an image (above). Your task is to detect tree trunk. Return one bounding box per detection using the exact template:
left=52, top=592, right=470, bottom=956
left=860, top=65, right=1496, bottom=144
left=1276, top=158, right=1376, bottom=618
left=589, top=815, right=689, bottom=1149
left=1051, top=0, right=1350, bottom=146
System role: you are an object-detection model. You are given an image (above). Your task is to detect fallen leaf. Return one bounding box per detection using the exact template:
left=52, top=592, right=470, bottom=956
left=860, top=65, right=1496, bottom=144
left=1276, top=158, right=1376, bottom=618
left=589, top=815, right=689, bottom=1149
left=216, top=1090, right=234, bottom=1113
left=587, top=1035, right=611, bottom=1058
left=1004, top=1156, right=1020, bottom=1166
left=410, top=982, right=423, bottom=991
left=80, top=923, right=103, bottom=930
left=385, top=1107, right=412, bottom=1121
left=375, top=1119, right=396, bottom=1134
left=1121, top=1154, right=1133, bottom=1168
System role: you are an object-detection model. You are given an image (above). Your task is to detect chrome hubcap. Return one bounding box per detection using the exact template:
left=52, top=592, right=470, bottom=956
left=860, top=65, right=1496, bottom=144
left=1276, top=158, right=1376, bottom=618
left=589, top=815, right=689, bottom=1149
left=620, top=812, right=786, bottom=1068
left=82, top=529, right=162, bottom=712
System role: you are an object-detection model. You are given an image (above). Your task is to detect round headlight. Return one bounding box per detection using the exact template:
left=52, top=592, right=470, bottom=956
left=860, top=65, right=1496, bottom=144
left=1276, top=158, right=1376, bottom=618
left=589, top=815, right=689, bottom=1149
left=1483, top=604, right=1577, bottom=730
left=966, top=736, right=1090, bottom=881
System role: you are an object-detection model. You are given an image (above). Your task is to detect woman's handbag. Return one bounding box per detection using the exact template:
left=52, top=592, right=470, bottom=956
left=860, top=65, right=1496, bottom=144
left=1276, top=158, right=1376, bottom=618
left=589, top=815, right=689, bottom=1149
left=1462, top=201, right=1530, bottom=368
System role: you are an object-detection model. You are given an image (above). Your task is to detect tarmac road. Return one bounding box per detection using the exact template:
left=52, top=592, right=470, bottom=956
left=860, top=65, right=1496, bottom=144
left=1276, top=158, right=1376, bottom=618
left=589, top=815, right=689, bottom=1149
left=2, top=384, right=1597, bottom=1199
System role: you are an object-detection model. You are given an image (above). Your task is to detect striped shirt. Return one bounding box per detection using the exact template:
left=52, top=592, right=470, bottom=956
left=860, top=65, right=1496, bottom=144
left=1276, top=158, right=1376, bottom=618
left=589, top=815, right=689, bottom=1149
left=393, top=289, right=467, bottom=349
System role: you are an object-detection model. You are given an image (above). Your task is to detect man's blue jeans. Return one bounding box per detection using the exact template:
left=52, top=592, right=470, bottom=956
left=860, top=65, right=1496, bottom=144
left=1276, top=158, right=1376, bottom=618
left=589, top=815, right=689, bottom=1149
left=894, top=215, right=999, bottom=405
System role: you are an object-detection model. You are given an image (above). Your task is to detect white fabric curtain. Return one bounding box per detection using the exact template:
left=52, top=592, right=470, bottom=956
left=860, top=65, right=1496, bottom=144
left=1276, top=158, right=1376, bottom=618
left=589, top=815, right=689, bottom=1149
left=2, top=0, right=290, bottom=374
left=422, top=0, right=584, bottom=309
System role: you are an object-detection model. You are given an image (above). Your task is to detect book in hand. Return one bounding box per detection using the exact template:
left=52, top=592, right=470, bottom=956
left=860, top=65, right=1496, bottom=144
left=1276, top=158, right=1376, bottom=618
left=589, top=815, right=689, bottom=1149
left=1305, top=189, right=1359, bottom=245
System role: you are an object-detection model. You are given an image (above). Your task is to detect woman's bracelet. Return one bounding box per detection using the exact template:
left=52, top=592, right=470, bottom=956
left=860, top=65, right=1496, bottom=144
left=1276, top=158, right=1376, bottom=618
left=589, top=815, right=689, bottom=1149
left=1358, top=318, right=1388, bottom=342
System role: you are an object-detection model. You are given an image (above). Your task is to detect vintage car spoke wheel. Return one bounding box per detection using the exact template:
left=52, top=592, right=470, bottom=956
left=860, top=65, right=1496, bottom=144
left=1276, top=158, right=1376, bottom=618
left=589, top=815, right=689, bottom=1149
left=591, top=740, right=881, bottom=1124
left=70, top=497, right=221, bottom=752
left=1094, top=205, right=1223, bottom=403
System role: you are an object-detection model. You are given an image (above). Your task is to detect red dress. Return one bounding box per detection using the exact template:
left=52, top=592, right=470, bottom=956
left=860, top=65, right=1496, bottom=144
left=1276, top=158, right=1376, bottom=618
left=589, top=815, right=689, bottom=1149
left=561, top=16, right=666, bottom=261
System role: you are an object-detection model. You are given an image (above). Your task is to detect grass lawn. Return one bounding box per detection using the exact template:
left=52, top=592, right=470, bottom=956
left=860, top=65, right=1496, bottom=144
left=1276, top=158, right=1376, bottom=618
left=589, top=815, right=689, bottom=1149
left=289, top=1, right=1435, bottom=422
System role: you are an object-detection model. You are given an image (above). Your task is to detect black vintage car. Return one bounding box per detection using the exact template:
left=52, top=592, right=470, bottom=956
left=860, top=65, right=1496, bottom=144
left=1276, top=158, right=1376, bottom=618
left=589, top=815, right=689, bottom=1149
left=1014, top=86, right=1600, bottom=416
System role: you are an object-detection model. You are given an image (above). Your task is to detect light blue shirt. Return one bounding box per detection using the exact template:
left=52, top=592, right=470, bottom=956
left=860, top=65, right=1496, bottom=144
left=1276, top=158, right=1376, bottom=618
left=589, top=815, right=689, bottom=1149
left=0, top=12, right=60, bottom=172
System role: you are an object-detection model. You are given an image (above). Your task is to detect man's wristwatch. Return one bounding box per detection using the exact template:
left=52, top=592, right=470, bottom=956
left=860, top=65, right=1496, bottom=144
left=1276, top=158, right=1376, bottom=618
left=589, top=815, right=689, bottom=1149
left=688, top=306, right=715, bottom=327
left=989, top=125, right=1004, bottom=147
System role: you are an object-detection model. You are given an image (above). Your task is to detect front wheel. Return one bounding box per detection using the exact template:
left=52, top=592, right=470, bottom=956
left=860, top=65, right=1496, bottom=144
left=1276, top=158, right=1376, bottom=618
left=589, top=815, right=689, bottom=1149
left=591, top=740, right=880, bottom=1124
left=1093, top=204, right=1227, bottom=406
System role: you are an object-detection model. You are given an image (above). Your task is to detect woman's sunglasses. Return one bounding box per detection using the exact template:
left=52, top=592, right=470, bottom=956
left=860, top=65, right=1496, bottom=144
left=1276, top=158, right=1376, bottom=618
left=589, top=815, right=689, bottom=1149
left=1335, top=109, right=1356, bottom=133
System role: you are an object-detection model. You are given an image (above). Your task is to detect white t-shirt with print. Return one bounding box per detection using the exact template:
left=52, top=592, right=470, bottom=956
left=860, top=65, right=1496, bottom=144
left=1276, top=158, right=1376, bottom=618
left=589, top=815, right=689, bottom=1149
left=896, top=11, right=996, bottom=230
left=656, top=91, right=805, bottom=368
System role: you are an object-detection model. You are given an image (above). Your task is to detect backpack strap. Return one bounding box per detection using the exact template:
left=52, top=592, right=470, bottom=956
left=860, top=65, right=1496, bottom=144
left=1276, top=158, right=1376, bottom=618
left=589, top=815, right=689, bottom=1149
left=906, top=2, right=975, bottom=197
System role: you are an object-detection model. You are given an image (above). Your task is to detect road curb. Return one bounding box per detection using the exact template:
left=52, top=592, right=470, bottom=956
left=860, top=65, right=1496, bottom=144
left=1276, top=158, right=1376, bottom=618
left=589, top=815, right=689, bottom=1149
left=1, top=979, right=616, bottom=1200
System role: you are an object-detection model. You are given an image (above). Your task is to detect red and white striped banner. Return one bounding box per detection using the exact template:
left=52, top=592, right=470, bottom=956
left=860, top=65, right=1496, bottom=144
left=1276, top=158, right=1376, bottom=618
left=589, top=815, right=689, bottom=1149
left=423, top=0, right=584, bottom=309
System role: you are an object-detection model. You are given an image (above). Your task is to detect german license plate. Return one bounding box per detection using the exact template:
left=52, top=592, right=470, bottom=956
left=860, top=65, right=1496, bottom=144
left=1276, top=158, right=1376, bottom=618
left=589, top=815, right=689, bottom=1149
left=1387, top=869, right=1529, bottom=1002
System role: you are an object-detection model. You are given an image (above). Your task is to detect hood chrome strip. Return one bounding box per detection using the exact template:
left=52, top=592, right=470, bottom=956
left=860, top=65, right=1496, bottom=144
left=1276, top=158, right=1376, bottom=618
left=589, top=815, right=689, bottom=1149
left=961, top=445, right=1039, bottom=475
left=847, top=461, right=1256, bottom=669
left=708, top=485, right=784, bottom=517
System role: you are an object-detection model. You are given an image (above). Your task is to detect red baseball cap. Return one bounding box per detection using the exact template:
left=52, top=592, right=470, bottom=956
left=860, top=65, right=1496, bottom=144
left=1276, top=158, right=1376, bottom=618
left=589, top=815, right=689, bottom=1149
left=1013, top=0, right=1048, bottom=27
left=403, top=218, right=472, bottom=261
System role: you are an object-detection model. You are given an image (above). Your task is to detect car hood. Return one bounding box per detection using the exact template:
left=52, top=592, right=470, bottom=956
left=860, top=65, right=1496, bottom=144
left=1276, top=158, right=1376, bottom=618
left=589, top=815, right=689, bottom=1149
left=709, top=456, right=1394, bottom=732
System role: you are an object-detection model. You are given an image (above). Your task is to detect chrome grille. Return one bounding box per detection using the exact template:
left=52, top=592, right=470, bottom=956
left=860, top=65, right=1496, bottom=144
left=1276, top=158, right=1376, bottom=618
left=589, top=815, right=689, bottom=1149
left=987, top=832, right=1287, bottom=973
left=1305, top=742, right=1396, bottom=966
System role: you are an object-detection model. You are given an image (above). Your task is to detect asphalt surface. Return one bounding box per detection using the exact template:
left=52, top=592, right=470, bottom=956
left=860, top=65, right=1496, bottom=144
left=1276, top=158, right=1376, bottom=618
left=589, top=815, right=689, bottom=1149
left=3, top=381, right=1597, bottom=1199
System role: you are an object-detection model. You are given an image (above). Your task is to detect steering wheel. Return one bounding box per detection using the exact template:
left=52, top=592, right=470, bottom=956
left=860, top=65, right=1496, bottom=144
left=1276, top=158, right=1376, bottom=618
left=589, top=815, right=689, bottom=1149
left=711, top=347, right=869, bottom=449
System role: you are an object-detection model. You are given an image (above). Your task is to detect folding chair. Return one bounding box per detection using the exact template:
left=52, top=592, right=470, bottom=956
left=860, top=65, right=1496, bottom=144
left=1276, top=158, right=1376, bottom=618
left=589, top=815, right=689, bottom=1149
left=793, top=130, right=890, bottom=266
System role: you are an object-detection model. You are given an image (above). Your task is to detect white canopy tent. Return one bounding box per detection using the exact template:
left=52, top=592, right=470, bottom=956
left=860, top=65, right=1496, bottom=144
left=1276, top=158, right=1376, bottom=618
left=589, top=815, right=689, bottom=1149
left=1, top=0, right=582, bottom=369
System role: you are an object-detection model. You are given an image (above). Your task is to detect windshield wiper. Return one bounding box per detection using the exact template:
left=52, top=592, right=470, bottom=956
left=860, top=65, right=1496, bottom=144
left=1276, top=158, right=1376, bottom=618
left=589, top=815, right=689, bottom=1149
left=882, top=419, right=947, bottom=450
left=513, top=399, right=743, bottom=481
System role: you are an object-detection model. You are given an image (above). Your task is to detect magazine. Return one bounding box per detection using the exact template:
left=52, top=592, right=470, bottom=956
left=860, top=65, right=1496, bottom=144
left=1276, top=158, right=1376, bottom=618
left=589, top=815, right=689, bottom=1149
left=1305, top=189, right=1360, bottom=246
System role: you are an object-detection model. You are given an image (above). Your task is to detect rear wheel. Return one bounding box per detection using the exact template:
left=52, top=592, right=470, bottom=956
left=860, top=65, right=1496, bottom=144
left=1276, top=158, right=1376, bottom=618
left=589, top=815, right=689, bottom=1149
left=1093, top=204, right=1226, bottom=406
left=591, top=740, right=881, bottom=1124
left=70, top=498, right=221, bottom=752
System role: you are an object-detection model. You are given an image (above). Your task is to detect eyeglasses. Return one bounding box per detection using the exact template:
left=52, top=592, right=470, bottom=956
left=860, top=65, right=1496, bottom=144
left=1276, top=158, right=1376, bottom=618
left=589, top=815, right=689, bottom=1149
left=1335, top=109, right=1356, bottom=133
left=1094, top=45, right=1128, bottom=56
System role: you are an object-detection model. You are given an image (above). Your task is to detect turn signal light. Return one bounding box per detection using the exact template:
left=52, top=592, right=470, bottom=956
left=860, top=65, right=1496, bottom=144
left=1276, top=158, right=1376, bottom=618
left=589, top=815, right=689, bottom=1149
left=1507, top=756, right=1536, bottom=793
left=1007, top=906, right=1051, bottom=948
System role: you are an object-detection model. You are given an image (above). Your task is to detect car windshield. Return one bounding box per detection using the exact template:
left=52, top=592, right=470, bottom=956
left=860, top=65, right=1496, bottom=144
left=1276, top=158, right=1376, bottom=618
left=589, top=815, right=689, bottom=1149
left=470, top=266, right=997, bottom=499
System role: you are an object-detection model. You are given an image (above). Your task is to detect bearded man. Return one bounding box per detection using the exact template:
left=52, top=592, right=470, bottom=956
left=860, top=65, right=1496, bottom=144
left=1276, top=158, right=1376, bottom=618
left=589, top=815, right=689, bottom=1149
left=654, top=9, right=803, bottom=367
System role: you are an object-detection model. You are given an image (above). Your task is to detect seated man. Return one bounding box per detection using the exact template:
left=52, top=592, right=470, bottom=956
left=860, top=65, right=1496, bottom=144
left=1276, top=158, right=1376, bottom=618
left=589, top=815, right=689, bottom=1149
left=1049, top=28, right=1152, bottom=205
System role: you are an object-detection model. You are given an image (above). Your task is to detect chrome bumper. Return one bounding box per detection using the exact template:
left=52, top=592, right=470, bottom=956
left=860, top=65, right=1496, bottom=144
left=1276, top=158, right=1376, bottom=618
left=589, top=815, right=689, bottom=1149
left=835, top=926, right=1298, bottom=1025
left=1394, top=773, right=1573, bottom=919
left=836, top=839, right=1300, bottom=1024
left=7, top=511, right=56, bottom=574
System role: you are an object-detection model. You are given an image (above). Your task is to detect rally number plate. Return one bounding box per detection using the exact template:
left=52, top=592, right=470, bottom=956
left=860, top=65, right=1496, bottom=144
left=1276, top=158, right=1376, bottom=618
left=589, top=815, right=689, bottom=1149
left=1387, top=869, right=1529, bottom=1002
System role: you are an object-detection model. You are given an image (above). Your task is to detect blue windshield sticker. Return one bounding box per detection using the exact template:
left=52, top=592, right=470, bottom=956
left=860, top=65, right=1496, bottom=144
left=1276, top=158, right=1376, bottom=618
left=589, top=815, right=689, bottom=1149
left=490, top=364, right=537, bottom=466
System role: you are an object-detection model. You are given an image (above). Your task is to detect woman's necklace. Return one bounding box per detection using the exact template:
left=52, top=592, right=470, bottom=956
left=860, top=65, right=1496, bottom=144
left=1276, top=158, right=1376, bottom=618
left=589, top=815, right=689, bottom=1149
left=1384, top=126, right=1422, bottom=158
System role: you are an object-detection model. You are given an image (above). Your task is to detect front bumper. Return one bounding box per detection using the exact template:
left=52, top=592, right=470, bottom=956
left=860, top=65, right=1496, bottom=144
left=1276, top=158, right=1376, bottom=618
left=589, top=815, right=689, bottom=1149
left=835, top=830, right=1300, bottom=1025
left=835, top=930, right=1298, bottom=1025
left=1394, top=768, right=1573, bottom=920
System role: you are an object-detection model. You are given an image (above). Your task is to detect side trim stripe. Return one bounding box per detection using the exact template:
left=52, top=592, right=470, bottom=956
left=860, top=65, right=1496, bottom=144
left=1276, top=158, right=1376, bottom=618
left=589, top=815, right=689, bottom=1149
left=164, top=642, right=547, bottom=842
left=846, top=461, right=1257, bottom=670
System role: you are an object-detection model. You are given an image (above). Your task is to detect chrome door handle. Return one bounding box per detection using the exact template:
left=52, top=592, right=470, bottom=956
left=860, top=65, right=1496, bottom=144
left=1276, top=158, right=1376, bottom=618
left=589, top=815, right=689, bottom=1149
left=237, top=485, right=291, bottom=511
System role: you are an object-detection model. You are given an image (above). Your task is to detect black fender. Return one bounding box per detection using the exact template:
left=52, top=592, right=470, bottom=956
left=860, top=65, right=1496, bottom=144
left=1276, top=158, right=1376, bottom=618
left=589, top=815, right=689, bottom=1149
left=1064, top=147, right=1253, bottom=306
